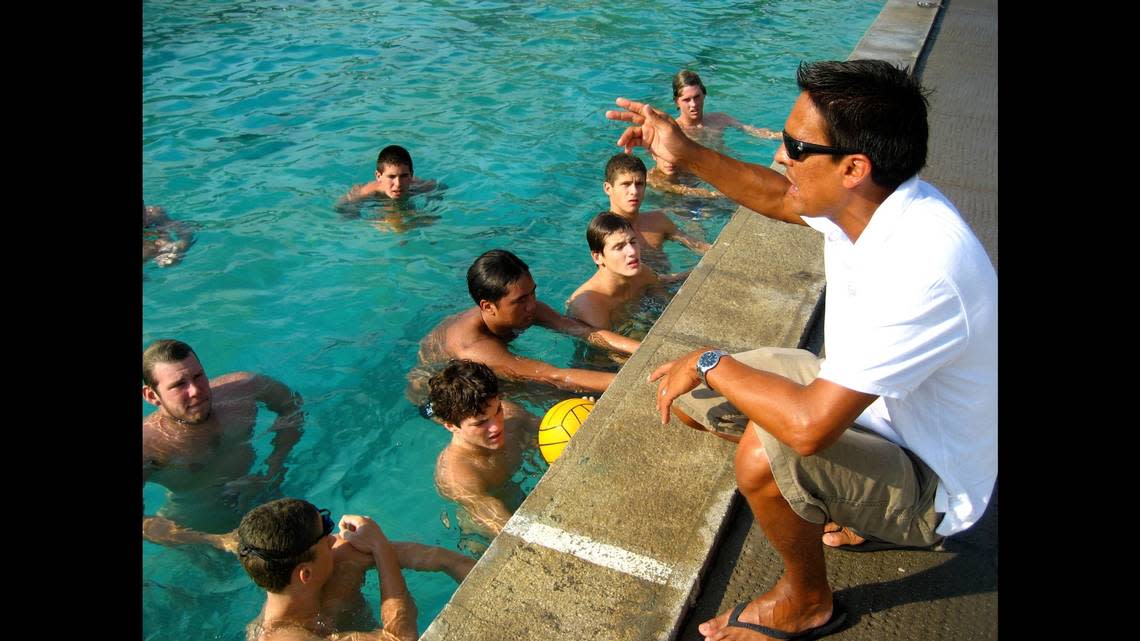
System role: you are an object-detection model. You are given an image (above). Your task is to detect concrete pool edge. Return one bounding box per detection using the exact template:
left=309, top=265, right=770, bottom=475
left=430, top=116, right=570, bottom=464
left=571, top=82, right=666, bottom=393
left=419, top=2, right=942, bottom=639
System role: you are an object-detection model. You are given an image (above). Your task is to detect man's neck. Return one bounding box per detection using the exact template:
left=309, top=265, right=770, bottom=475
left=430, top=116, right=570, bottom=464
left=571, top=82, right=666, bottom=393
left=595, top=267, right=636, bottom=297
left=832, top=184, right=893, bottom=244
left=477, top=308, right=523, bottom=341
left=261, top=592, right=321, bottom=635
left=610, top=207, right=639, bottom=222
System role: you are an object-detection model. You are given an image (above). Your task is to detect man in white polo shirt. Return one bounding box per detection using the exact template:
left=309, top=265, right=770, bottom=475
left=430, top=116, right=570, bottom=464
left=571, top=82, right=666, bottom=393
left=607, top=59, right=996, bottom=641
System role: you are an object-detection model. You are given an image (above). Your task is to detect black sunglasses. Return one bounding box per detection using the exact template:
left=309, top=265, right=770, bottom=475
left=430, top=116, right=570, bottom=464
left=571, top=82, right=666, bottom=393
left=239, top=508, right=335, bottom=561
left=781, top=130, right=859, bottom=161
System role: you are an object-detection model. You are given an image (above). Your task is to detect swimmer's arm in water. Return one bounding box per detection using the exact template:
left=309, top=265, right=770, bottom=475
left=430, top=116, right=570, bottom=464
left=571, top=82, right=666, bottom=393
left=659, top=269, right=691, bottom=285
left=391, top=542, right=475, bottom=583
left=254, top=374, right=306, bottom=485
left=721, top=113, right=782, bottom=141
left=221, top=373, right=305, bottom=487
left=409, top=177, right=441, bottom=194
left=141, top=514, right=239, bottom=553
left=535, top=302, right=640, bottom=355
left=334, top=182, right=384, bottom=215
left=467, top=336, right=615, bottom=394
left=140, top=463, right=239, bottom=553
left=338, top=515, right=419, bottom=641
left=662, top=217, right=712, bottom=254
left=647, top=168, right=721, bottom=199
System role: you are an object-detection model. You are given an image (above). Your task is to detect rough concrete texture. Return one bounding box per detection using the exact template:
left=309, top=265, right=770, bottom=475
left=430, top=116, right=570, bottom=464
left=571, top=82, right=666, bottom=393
left=422, top=1, right=997, bottom=639
left=917, top=0, right=999, bottom=271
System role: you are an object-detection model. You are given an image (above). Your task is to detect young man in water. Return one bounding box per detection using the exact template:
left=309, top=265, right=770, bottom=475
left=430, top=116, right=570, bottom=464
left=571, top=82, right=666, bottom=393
left=412, top=249, right=640, bottom=396
left=336, top=145, right=437, bottom=209
left=671, top=69, right=781, bottom=142
left=237, top=498, right=475, bottom=641
left=567, top=212, right=688, bottom=331
left=603, top=153, right=711, bottom=265
left=143, top=203, right=196, bottom=267
left=428, top=359, right=540, bottom=541
left=142, top=339, right=305, bottom=551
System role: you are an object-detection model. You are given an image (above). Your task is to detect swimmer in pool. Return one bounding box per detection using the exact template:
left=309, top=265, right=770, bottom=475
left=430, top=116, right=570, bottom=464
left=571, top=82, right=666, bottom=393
left=428, top=360, right=540, bottom=545
left=567, top=212, right=688, bottom=332
left=410, top=249, right=640, bottom=398
left=142, top=339, right=305, bottom=551
left=143, top=203, right=196, bottom=267
left=603, top=153, right=710, bottom=271
left=646, top=70, right=781, bottom=199
left=238, top=498, right=475, bottom=641
left=334, top=145, right=441, bottom=231
left=671, top=69, right=782, bottom=143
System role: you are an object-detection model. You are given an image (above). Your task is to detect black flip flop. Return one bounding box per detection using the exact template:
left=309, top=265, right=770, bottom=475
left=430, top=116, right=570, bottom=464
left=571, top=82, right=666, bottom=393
left=725, top=602, right=848, bottom=640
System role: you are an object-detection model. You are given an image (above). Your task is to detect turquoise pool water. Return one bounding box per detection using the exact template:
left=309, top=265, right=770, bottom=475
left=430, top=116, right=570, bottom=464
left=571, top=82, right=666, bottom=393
left=142, top=1, right=884, bottom=638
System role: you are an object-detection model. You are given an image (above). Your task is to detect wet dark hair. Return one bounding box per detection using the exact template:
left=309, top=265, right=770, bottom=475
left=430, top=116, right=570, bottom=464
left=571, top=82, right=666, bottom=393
left=796, top=59, right=930, bottom=190
left=587, top=211, right=635, bottom=254
left=237, top=498, right=321, bottom=593
left=604, top=153, right=647, bottom=184
left=467, top=249, right=530, bottom=305
left=673, top=70, right=707, bottom=99
left=142, top=339, right=197, bottom=389
left=427, top=359, right=500, bottom=426
left=376, top=144, right=414, bottom=174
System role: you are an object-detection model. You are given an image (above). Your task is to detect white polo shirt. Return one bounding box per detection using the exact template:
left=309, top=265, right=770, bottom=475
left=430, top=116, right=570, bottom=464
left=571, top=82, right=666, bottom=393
left=802, top=177, right=997, bottom=537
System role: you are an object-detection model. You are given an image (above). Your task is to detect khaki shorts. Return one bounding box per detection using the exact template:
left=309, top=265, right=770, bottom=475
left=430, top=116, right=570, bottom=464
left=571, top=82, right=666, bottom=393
left=675, top=347, right=944, bottom=548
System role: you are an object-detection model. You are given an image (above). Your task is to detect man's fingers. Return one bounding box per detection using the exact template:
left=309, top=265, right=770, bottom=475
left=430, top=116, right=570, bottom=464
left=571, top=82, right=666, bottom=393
left=648, top=361, right=673, bottom=383
left=657, top=382, right=673, bottom=425
left=605, top=109, right=643, bottom=125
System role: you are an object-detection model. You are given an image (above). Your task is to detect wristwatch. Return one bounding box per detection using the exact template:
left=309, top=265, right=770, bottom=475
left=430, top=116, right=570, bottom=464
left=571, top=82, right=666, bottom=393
left=696, top=349, right=729, bottom=386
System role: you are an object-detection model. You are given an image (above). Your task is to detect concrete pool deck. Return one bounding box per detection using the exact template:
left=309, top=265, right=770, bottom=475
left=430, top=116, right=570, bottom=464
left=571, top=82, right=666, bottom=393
left=420, top=0, right=997, bottom=638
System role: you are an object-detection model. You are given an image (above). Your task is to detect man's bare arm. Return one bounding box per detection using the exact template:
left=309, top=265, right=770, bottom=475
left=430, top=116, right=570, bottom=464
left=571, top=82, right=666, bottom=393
left=465, top=332, right=615, bottom=393
left=535, top=302, right=640, bottom=355
left=234, top=374, right=305, bottom=482
left=647, top=170, right=720, bottom=198
left=665, top=220, right=712, bottom=254
left=649, top=350, right=877, bottom=455
left=334, top=183, right=381, bottom=214
left=607, top=98, right=806, bottom=226
left=339, top=515, right=419, bottom=641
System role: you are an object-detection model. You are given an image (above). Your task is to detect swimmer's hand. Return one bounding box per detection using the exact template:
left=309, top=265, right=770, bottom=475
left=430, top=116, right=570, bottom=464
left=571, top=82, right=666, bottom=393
left=606, top=98, right=694, bottom=165
left=580, top=396, right=596, bottom=403
left=339, top=514, right=391, bottom=554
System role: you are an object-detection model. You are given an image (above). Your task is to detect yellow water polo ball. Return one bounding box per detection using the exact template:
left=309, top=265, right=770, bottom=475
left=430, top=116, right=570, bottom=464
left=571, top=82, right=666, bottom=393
left=538, top=398, right=595, bottom=464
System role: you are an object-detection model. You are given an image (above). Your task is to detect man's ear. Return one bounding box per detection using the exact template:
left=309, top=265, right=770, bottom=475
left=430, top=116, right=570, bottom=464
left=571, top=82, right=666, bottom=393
left=442, top=421, right=461, bottom=434
left=841, top=154, right=873, bottom=189
left=296, top=563, right=314, bottom=585
left=603, top=181, right=614, bottom=197
left=375, top=169, right=382, bottom=182
left=478, top=299, right=496, bottom=315
left=591, top=251, right=605, bottom=268
left=142, top=384, right=162, bottom=407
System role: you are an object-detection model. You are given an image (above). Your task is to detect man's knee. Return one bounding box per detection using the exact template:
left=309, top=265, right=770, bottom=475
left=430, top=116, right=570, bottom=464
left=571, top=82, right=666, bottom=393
left=734, top=424, right=779, bottom=497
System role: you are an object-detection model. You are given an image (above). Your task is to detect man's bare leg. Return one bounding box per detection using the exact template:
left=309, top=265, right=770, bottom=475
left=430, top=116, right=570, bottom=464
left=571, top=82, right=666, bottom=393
left=698, top=422, right=835, bottom=640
